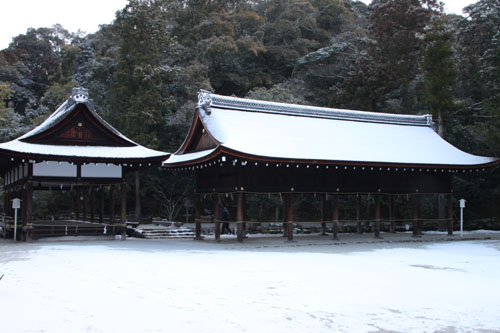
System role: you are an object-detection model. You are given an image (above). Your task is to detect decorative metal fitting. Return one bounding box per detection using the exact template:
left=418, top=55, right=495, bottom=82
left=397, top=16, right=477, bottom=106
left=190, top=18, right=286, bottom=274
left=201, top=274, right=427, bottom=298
left=72, top=87, right=89, bottom=103
left=198, top=90, right=212, bottom=115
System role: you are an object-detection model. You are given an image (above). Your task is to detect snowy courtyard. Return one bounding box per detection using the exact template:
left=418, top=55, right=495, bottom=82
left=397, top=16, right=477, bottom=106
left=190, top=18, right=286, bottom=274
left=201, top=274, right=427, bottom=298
left=1, top=235, right=500, bottom=333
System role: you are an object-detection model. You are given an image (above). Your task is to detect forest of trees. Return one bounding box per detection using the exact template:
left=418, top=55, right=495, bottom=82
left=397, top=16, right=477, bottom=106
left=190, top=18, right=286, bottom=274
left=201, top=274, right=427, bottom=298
left=0, top=0, right=499, bottom=224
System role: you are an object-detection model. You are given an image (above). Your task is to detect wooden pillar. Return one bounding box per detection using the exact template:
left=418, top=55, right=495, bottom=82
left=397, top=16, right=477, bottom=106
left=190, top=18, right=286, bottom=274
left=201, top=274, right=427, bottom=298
left=69, top=185, right=75, bottom=219
left=214, top=195, right=221, bottom=242
left=5, top=190, right=9, bottom=217
left=332, top=193, right=339, bottom=240
left=287, top=193, right=294, bottom=241
left=413, top=194, right=421, bottom=237
left=109, top=185, right=115, bottom=224
left=25, top=181, right=33, bottom=242
left=22, top=187, right=27, bottom=237
left=194, top=194, right=202, bottom=240
left=374, top=193, right=381, bottom=238
left=120, top=182, right=126, bottom=240
left=135, top=171, right=141, bottom=222
left=418, top=195, right=423, bottom=235
left=3, top=189, right=8, bottom=216
left=76, top=187, right=81, bottom=221
left=320, top=193, right=327, bottom=235
left=447, top=193, right=454, bottom=236
left=4, top=190, right=7, bottom=216
left=10, top=187, right=14, bottom=217
left=99, top=186, right=104, bottom=224
left=282, top=195, right=287, bottom=237
left=90, top=186, right=95, bottom=223
left=82, top=187, right=87, bottom=222
left=236, top=191, right=245, bottom=242
left=356, top=193, right=362, bottom=234
left=389, top=195, right=395, bottom=233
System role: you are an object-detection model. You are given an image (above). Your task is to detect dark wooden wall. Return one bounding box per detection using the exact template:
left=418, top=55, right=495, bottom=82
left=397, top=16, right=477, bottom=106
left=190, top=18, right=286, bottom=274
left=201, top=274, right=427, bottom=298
left=195, top=160, right=452, bottom=194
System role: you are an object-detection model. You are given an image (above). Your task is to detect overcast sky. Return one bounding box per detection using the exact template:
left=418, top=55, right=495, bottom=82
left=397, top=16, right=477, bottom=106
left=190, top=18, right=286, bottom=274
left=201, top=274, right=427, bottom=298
left=0, top=0, right=478, bottom=50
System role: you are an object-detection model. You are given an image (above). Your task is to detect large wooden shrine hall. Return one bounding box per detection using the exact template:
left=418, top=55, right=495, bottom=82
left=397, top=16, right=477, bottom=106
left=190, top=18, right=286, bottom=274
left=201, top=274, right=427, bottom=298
left=163, top=90, right=499, bottom=242
left=0, top=88, right=170, bottom=241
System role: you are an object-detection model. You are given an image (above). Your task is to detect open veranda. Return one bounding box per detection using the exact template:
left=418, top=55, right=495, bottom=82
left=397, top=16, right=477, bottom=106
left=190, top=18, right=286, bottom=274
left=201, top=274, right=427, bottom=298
left=1, top=233, right=500, bottom=333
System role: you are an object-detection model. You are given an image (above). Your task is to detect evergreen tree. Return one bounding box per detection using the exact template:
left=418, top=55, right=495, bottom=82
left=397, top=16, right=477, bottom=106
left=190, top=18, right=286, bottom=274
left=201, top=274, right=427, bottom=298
left=108, top=0, right=177, bottom=149
left=420, top=16, right=457, bottom=137
left=368, top=0, right=442, bottom=113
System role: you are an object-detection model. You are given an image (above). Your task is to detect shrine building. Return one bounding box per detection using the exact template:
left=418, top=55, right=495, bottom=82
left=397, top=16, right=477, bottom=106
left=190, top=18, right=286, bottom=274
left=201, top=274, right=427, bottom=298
left=162, top=90, right=499, bottom=242
left=0, top=88, right=170, bottom=241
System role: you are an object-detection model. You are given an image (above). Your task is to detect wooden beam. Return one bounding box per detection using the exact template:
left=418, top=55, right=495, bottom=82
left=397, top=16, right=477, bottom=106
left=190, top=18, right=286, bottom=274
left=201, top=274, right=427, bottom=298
left=447, top=193, right=454, bottom=236
left=237, top=191, right=245, bottom=242
left=287, top=193, right=294, bottom=241
left=332, top=193, right=339, bottom=240
left=120, top=182, right=126, bottom=241
left=374, top=193, right=381, bottom=238
left=214, top=195, right=221, bottom=242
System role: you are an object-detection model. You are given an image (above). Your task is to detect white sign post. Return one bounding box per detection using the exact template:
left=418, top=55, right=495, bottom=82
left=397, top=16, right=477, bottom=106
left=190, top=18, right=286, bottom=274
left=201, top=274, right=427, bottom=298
left=459, top=199, right=466, bottom=238
left=11, top=198, right=21, bottom=241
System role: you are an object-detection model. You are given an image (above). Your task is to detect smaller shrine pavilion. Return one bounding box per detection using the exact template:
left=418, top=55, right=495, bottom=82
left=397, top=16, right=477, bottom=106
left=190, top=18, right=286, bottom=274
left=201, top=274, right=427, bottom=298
left=163, top=90, right=499, bottom=242
left=0, top=88, right=170, bottom=241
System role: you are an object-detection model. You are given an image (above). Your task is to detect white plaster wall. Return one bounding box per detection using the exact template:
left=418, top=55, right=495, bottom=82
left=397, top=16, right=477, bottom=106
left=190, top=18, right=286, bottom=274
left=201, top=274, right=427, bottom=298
left=33, top=161, right=77, bottom=177
left=81, top=163, right=122, bottom=178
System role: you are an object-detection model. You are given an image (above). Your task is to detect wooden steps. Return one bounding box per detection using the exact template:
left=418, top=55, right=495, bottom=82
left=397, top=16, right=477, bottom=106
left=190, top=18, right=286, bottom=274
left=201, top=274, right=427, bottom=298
left=134, top=226, right=196, bottom=239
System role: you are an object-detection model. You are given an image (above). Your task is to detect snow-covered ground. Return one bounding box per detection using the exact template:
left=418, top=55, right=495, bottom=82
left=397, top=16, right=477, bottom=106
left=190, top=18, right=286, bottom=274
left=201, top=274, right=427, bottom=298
left=1, top=236, right=500, bottom=333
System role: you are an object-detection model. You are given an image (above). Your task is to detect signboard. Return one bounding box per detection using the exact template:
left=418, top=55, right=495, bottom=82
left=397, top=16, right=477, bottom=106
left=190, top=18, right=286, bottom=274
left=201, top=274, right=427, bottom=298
left=12, top=198, right=21, bottom=209
left=459, top=199, right=466, bottom=208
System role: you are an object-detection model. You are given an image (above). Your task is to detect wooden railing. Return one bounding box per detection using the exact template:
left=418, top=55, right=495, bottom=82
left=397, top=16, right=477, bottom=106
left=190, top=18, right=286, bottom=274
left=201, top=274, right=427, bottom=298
left=0, top=216, right=125, bottom=240
left=31, top=223, right=123, bottom=240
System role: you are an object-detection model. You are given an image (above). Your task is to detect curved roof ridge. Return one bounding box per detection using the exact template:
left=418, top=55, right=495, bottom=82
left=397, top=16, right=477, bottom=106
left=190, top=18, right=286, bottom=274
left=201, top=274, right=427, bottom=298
left=198, top=90, right=435, bottom=127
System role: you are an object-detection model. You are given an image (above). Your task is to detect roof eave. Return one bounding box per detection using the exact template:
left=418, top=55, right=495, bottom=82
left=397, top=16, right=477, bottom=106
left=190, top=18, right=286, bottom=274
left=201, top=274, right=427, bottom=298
left=163, top=145, right=500, bottom=170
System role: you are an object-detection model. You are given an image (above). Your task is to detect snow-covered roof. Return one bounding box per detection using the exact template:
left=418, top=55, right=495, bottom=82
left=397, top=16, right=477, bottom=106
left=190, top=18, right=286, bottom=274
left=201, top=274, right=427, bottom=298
left=163, top=91, right=498, bottom=168
left=165, top=148, right=218, bottom=165
left=0, top=140, right=168, bottom=160
left=0, top=88, right=169, bottom=162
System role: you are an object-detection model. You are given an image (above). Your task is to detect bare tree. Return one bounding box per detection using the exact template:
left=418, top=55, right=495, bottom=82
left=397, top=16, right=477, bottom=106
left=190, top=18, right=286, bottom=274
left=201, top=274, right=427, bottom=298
left=155, top=186, right=188, bottom=222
